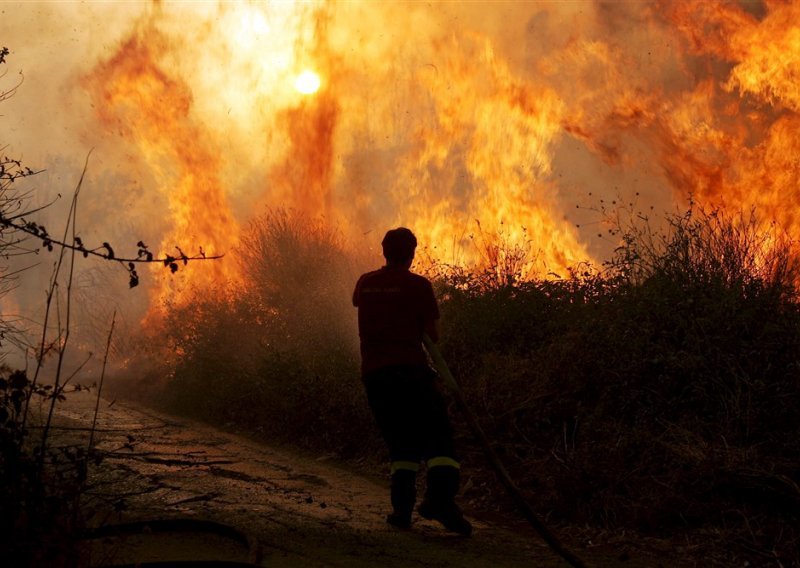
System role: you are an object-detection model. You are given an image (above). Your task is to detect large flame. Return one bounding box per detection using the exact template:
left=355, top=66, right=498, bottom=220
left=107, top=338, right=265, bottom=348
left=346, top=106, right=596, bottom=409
left=10, top=0, right=797, bottom=317
left=397, top=34, right=590, bottom=275
left=79, top=1, right=595, bottom=305
left=85, top=21, right=240, bottom=309
left=660, top=1, right=800, bottom=236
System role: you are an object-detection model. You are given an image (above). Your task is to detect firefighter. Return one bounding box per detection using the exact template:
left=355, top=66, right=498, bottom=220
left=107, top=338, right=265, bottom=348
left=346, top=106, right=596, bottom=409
left=352, top=227, right=472, bottom=536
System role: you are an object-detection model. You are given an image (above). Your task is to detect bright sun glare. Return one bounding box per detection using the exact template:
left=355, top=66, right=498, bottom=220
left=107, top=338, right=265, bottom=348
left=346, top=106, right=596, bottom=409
left=294, top=70, right=321, bottom=95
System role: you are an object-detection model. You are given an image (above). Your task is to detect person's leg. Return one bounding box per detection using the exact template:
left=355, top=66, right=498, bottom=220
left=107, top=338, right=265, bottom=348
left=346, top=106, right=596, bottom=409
left=387, top=463, right=418, bottom=528
left=414, top=367, right=472, bottom=536
left=418, top=462, right=471, bottom=536
left=364, top=367, right=421, bottom=527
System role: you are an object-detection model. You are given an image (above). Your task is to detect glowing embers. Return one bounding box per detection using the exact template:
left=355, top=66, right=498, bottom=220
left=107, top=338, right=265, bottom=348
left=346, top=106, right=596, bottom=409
left=294, top=70, right=321, bottom=95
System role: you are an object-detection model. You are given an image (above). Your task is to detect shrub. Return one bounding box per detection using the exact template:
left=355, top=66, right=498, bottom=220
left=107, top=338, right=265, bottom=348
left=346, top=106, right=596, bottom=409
left=144, top=204, right=800, bottom=563
left=435, top=206, right=800, bottom=560
left=0, top=369, right=89, bottom=566
left=152, top=210, right=381, bottom=457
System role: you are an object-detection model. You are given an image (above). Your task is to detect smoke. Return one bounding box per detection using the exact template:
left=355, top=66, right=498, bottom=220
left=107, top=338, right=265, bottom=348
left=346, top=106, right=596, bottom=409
left=2, top=0, right=797, bottom=367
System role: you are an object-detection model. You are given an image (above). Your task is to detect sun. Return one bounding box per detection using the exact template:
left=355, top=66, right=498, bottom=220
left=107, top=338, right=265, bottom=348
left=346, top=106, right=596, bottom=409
left=294, top=70, right=321, bottom=95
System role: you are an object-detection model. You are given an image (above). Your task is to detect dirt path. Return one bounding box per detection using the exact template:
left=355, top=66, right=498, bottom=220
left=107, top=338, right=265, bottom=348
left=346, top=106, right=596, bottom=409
left=48, top=391, right=671, bottom=567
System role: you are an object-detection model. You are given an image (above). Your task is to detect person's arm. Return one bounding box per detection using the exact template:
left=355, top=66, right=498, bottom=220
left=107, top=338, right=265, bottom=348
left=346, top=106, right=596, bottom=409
left=352, top=274, right=364, bottom=307
left=424, top=318, right=439, bottom=343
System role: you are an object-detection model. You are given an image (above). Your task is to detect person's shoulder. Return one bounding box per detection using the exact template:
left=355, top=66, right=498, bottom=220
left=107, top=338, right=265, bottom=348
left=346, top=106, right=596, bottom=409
left=358, top=268, right=384, bottom=282
left=407, top=271, right=433, bottom=287
left=356, top=268, right=386, bottom=290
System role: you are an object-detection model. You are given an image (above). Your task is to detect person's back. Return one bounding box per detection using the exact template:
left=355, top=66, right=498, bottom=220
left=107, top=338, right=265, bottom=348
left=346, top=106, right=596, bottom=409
left=353, top=266, right=438, bottom=374
left=352, top=227, right=471, bottom=536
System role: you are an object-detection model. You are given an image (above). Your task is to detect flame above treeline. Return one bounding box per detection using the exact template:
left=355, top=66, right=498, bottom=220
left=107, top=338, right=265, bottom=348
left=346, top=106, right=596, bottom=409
left=9, top=1, right=800, bottom=311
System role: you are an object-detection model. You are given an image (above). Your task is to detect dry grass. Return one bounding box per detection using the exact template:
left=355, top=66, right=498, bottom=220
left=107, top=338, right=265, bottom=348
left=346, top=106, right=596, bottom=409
left=129, top=205, right=800, bottom=566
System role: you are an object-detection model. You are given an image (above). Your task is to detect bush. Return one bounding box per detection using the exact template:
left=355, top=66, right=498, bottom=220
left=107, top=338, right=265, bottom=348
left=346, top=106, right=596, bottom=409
left=0, top=369, right=89, bottom=566
left=151, top=210, right=381, bottom=458
left=434, top=206, right=800, bottom=559
left=141, top=205, right=800, bottom=563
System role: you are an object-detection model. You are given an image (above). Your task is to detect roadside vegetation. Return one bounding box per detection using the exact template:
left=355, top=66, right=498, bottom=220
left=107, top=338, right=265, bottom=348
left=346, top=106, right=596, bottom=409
left=127, top=203, right=800, bottom=565
left=0, top=46, right=218, bottom=565
left=142, top=209, right=379, bottom=458
left=436, top=206, right=800, bottom=564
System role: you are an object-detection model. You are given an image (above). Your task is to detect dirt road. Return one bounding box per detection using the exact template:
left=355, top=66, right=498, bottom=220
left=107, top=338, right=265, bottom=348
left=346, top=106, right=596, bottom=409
left=48, top=391, right=668, bottom=567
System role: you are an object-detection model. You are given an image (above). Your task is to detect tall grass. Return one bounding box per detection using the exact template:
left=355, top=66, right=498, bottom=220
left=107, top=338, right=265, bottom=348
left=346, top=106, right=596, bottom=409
left=150, top=209, right=380, bottom=456
left=436, top=206, right=800, bottom=560
left=135, top=205, right=800, bottom=563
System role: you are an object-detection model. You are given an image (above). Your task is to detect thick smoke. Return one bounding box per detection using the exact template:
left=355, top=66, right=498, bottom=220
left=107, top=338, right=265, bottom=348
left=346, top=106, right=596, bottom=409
left=3, top=0, right=796, bottom=369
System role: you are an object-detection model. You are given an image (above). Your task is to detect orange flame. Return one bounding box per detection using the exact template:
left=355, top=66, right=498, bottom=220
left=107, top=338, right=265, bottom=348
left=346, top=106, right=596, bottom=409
left=72, top=0, right=800, bottom=309
left=84, top=21, right=240, bottom=311
left=271, top=92, right=339, bottom=217
left=398, top=34, right=590, bottom=276
left=659, top=1, right=800, bottom=238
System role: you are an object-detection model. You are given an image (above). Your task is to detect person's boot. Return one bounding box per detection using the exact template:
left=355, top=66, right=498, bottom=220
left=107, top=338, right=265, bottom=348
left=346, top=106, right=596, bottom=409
left=418, top=465, right=472, bottom=536
left=387, top=468, right=417, bottom=529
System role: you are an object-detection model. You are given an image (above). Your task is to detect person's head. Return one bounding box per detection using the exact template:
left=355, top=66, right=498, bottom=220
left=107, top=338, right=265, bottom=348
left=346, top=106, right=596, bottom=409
left=382, top=227, right=417, bottom=267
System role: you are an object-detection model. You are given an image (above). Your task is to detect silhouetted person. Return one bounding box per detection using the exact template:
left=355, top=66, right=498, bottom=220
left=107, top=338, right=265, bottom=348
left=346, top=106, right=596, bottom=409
left=352, top=227, right=472, bottom=536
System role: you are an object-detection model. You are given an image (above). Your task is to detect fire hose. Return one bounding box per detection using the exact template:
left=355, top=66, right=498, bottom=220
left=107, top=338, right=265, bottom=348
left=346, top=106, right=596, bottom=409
left=424, top=334, right=588, bottom=568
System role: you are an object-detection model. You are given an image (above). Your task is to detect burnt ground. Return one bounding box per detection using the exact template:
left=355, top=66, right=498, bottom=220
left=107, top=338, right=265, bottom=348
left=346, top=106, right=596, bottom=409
left=41, top=390, right=689, bottom=567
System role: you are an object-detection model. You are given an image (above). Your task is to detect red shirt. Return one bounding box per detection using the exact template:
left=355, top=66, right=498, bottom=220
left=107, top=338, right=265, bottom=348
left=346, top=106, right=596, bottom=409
left=352, top=266, right=440, bottom=374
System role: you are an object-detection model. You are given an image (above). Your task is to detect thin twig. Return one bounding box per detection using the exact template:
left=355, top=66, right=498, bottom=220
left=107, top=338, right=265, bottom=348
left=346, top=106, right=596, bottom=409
left=0, top=215, right=222, bottom=264
left=38, top=154, right=86, bottom=467
left=89, top=311, right=116, bottom=451
left=21, top=155, right=91, bottom=429
left=57, top=352, right=93, bottom=393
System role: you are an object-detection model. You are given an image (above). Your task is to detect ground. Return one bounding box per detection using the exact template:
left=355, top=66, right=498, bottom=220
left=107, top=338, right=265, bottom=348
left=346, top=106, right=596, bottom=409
left=45, top=390, right=684, bottom=567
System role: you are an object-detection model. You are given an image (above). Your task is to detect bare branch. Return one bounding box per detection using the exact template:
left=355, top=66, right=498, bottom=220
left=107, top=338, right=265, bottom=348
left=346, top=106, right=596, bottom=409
left=0, top=216, right=223, bottom=265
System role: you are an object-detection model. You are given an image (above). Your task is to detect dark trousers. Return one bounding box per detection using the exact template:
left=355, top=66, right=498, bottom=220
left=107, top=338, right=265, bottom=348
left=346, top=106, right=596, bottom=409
left=364, top=364, right=457, bottom=466
left=364, top=365, right=461, bottom=516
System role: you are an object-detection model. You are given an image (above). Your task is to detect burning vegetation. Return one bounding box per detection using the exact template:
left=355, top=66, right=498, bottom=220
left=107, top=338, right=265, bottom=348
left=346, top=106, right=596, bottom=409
left=2, top=0, right=800, bottom=564
left=61, top=0, right=800, bottom=311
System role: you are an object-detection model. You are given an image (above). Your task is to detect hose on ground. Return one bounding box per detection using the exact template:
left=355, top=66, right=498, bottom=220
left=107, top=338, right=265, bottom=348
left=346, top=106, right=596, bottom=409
left=424, top=334, right=588, bottom=568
